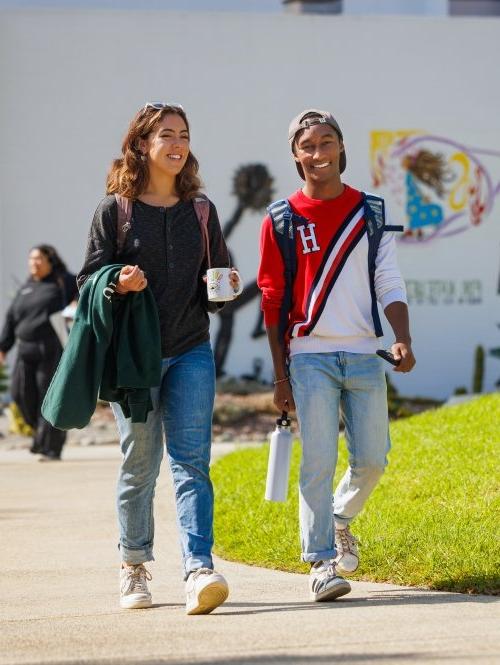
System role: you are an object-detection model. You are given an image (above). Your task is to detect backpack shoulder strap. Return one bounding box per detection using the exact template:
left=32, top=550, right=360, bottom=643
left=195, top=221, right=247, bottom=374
left=363, top=192, right=404, bottom=234
left=362, top=192, right=403, bottom=337
left=193, top=194, right=211, bottom=269
left=267, top=199, right=297, bottom=344
left=267, top=199, right=296, bottom=275
left=363, top=192, right=405, bottom=241
left=268, top=199, right=294, bottom=239
left=363, top=192, right=385, bottom=238
left=114, top=194, right=133, bottom=254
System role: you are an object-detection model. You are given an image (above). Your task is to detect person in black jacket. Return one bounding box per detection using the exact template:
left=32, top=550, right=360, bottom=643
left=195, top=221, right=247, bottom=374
left=0, top=245, right=77, bottom=460
left=78, top=102, right=241, bottom=615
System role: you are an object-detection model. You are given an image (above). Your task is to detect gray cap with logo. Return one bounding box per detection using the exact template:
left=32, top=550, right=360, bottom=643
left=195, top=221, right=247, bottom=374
left=288, top=108, right=346, bottom=179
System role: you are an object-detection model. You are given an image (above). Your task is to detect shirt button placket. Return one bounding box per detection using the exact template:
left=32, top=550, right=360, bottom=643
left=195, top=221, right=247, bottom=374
left=164, top=208, right=174, bottom=271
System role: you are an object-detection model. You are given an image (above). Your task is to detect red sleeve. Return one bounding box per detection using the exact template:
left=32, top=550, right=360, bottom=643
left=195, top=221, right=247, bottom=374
left=257, top=214, right=285, bottom=327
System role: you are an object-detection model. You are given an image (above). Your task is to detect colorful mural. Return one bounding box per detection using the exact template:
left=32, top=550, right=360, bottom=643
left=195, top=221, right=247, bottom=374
left=370, top=131, right=500, bottom=243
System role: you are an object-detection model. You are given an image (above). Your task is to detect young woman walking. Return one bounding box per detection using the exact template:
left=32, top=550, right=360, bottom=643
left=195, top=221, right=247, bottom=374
left=78, top=102, right=240, bottom=614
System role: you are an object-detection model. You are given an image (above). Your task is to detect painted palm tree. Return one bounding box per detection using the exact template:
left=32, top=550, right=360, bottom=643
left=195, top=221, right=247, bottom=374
left=214, top=163, right=274, bottom=377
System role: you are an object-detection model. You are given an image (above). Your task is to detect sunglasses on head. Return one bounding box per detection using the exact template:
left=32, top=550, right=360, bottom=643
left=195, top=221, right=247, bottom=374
left=142, top=102, right=184, bottom=112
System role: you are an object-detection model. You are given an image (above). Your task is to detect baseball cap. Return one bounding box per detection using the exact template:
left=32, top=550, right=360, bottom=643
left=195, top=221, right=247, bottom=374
left=288, top=109, right=346, bottom=179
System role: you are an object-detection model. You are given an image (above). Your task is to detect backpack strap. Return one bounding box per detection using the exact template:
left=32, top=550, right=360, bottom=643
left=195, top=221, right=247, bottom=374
left=363, top=192, right=403, bottom=337
left=114, top=193, right=211, bottom=266
left=267, top=199, right=298, bottom=344
left=193, top=195, right=211, bottom=269
left=114, top=194, right=133, bottom=255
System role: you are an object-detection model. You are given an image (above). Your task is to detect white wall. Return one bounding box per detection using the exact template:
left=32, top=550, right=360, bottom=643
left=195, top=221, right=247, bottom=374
left=343, top=0, right=448, bottom=15
left=0, top=1, right=284, bottom=10
left=1, top=10, right=499, bottom=399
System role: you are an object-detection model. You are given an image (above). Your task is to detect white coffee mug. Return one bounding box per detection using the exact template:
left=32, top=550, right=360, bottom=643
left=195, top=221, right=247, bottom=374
left=207, top=267, right=243, bottom=302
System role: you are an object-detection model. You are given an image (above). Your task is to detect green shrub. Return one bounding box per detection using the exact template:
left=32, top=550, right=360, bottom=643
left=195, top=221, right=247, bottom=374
left=472, top=345, right=485, bottom=393
left=0, top=363, right=8, bottom=394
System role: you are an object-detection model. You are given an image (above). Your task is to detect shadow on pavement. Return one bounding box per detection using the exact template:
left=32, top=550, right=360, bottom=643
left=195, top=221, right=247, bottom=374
left=18, top=650, right=489, bottom=665
left=213, top=589, right=497, bottom=616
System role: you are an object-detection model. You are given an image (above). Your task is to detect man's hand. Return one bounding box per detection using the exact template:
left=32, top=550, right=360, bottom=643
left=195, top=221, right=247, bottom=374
left=274, top=379, right=296, bottom=413
left=0, top=351, right=6, bottom=366
left=116, top=265, right=148, bottom=294
left=391, top=341, right=416, bottom=373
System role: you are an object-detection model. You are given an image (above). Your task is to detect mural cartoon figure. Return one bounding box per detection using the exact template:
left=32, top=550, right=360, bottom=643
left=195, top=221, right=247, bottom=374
left=402, top=150, right=450, bottom=237
left=372, top=130, right=500, bottom=389
left=371, top=131, right=500, bottom=244
left=213, top=163, right=274, bottom=377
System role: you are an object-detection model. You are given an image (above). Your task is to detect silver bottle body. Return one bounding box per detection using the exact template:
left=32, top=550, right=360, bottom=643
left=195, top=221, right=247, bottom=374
left=265, top=425, right=293, bottom=502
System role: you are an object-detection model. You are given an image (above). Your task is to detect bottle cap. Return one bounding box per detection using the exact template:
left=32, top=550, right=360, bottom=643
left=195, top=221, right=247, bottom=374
left=276, top=411, right=291, bottom=427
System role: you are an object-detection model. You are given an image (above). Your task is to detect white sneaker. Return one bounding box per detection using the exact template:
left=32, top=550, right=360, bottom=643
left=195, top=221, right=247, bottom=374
left=119, top=564, right=152, bottom=609
left=185, top=568, right=229, bottom=615
left=309, top=560, right=351, bottom=602
left=334, top=525, right=360, bottom=574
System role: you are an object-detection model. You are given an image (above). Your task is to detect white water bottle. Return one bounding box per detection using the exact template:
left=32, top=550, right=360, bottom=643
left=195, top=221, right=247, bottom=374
left=265, top=412, right=293, bottom=502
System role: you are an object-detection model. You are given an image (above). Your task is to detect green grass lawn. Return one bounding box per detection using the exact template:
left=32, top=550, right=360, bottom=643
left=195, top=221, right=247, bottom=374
left=212, top=394, right=500, bottom=595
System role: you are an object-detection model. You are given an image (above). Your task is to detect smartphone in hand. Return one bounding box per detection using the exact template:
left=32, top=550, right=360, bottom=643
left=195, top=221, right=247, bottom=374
left=376, top=349, right=401, bottom=367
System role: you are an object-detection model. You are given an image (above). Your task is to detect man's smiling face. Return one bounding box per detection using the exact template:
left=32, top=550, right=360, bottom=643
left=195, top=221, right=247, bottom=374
left=293, top=123, right=344, bottom=183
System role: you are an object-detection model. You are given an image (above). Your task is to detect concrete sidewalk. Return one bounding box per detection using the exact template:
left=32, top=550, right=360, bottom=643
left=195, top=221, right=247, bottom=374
left=0, top=443, right=498, bottom=665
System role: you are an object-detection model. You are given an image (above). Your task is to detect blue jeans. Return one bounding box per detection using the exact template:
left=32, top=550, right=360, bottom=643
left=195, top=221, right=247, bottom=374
left=111, top=341, right=215, bottom=577
left=289, top=351, right=390, bottom=563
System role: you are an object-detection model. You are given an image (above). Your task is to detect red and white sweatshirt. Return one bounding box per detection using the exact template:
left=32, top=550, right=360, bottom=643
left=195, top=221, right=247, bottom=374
left=257, top=185, right=407, bottom=356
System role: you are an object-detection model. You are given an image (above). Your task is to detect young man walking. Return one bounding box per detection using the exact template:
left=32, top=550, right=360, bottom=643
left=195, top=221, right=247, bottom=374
left=258, top=109, right=416, bottom=602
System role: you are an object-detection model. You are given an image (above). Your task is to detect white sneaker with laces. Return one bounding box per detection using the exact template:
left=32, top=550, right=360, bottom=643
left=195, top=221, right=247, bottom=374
left=334, top=525, right=360, bottom=574
left=185, top=568, right=229, bottom=615
left=309, top=559, right=351, bottom=602
left=119, top=564, right=152, bottom=609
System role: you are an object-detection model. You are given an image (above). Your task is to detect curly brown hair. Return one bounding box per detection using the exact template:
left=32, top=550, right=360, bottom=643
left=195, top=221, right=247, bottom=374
left=106, top=105, right=202, bottom=201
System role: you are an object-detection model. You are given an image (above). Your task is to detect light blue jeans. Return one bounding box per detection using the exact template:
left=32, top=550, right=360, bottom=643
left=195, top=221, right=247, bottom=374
left=289, top=351, right=390, bottom=563
left=111, top=341, right=215, bottom=577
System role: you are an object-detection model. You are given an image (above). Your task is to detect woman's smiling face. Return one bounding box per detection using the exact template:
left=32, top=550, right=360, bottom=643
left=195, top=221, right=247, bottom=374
left=141, top=113, right=190, bottom=177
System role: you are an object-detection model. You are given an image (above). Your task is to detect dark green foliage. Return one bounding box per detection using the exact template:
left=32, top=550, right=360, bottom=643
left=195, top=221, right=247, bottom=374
left=232, top=164, right=274, bottom=210
left=0, top=364, right=8, bottom=394
left=472, top=345, right=485, bottom=394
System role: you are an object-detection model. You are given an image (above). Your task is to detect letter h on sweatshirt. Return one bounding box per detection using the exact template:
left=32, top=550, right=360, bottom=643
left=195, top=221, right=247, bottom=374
left=297, top=223, right=320, bottom=254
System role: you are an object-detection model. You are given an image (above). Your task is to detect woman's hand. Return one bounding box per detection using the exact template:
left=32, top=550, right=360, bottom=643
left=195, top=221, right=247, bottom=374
left=229, top=267, right=240, bottom=293
left=201, top=267, right=242, bottom=296
left=116, top=265, right=148, bottom=294
left=229, top=267, right=244, bottom=299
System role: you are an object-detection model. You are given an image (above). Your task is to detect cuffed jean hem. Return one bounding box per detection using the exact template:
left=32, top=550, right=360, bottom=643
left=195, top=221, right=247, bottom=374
left=119, top=544, right=155, bottom=565
left=184, top=554, right=214, bottom=579
left=301, top=549, right=336, bottom=564
left=333, top=515, right=351, bottom=528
